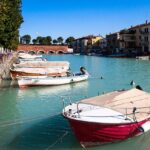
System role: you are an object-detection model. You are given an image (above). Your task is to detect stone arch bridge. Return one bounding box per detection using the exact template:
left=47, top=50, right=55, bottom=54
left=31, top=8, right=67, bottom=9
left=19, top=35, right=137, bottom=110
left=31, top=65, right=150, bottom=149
left=17, top=44, right=69, bottom=54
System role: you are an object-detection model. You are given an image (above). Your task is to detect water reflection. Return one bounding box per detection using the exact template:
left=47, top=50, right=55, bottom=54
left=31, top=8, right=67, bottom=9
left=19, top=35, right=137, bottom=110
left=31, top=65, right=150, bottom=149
left=17, top=81, right=89, bottom=100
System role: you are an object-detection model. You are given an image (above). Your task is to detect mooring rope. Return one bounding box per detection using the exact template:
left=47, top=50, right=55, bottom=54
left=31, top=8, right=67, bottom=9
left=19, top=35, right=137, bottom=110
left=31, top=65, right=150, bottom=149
left=45, top=131, right=68, bottom=150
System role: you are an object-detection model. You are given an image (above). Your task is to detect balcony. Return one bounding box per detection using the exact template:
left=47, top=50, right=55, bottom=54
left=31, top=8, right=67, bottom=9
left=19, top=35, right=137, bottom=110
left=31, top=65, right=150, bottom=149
left=140, top=31, right=149, bottom=35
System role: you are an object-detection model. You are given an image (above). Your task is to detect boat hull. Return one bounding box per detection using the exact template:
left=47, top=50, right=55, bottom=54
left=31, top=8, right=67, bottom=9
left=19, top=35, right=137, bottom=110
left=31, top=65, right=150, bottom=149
left=17, top=74, right=88, bottom=88
left=67, top=117, right=150, bottom=147
left=10, top=70, right=67, bottom=80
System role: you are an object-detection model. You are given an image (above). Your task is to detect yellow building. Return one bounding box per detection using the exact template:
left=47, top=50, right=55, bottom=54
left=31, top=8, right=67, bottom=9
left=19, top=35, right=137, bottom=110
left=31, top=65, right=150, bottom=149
left=73, top=35, right=103, bottom=54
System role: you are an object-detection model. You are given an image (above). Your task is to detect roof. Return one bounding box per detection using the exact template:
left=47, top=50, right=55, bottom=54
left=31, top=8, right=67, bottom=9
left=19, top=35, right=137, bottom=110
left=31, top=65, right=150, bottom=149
left=80, top=88, right=150, bottom=121
left=130, top=22, right=150, bottom=30
left=75, top=35, right=103, bottom=41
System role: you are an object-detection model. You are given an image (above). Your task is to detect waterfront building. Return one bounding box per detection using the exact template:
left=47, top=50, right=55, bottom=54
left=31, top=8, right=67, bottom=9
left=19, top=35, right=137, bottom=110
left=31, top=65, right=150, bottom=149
left=106, top=32, right=120, bottom=54
left=139, top=22, right=150, bottom=54
left=73, top=35, right=103, bottom=54
left=119, top=28, right=137, bottom=55
left=106, top=21, right=150, bottom=56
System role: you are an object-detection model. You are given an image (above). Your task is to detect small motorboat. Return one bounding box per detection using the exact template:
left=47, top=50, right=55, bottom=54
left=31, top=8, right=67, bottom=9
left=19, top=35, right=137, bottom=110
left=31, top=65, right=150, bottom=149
left=17, top=67, right=89, bottom=88
left=62, top=87, right=150, bottom=147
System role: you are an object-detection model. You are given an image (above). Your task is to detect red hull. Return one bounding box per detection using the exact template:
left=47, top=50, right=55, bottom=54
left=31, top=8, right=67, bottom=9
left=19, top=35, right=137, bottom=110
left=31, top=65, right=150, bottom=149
left=10, top=70, right=66, bottom=80
left=67, top=118, right=149, bottom=147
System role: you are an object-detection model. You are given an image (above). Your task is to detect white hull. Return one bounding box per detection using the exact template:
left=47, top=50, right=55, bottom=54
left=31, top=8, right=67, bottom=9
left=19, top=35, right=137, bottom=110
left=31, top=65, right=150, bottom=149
left=13, top=61, right=70, bottom=69
left=11, top=67, right=69, bottom=74
left=18, top=58, right=46, bottom=63
left=18, top=53, right=42, bottom=59
left=18, top=74, right=89, bottom=87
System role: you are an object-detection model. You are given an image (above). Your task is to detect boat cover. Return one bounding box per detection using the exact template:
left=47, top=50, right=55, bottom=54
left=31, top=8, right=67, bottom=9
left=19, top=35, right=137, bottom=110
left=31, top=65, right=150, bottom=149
left=81, top=88, right=150, bottom=121
left=13, top=61, right=70, bottom=69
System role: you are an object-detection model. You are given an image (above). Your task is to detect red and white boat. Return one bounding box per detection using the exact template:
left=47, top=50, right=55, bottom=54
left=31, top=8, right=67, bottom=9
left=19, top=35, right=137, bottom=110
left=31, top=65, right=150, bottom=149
left=62, top=87, right=150, bottom=147
left=10, top=61, right=70, bottom=80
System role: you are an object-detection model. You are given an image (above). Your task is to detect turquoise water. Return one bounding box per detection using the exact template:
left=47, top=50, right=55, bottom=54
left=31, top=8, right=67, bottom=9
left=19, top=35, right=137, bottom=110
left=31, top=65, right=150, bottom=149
left=0, top=55, right=150, bottom=150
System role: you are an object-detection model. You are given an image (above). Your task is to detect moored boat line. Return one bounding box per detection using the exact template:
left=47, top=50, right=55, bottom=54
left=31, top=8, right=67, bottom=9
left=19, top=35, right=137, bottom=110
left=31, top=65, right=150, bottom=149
left=11, top=53, right=70, bottom=80
left=11, top=53, right=89, bottom=87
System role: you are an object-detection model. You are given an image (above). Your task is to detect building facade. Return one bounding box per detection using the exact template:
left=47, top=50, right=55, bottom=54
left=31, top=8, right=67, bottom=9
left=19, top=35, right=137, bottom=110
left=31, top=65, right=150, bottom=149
left=73, top=35, right=103, bottom=54
left=106, top=32, right=120, bottom=54
left=106, top=21, right=150, bottom=56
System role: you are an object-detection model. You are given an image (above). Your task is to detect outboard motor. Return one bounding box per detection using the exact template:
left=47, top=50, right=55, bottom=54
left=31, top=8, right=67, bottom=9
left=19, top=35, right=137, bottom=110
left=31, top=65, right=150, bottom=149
left=80, top=67, right=87, bottom=75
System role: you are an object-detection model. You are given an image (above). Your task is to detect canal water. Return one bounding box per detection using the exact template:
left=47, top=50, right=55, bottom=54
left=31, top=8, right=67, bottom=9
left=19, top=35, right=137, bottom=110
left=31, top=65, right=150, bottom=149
left=0, top=55, right=150, bottom=150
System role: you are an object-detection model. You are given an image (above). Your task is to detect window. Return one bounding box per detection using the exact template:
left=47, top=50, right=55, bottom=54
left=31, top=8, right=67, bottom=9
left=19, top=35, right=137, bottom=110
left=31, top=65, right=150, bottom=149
left=144, top=28, right=149, bottom=33
left=144, top=36, right=148, bottom=41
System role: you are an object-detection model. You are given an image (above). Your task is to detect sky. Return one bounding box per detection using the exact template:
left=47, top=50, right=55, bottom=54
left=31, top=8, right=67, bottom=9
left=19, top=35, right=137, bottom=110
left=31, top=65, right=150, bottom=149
left=20, top=0, right=150, bottom=40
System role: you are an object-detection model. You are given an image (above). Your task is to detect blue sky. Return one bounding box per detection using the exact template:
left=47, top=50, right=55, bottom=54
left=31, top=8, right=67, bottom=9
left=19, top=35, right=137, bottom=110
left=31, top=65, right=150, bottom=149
left=20, top=0, right=150, bottom=40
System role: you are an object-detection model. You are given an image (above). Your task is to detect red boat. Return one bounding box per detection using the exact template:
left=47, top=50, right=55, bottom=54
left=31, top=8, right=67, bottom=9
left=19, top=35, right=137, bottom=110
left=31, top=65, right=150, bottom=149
left=62, top=88, right=150, bottom=147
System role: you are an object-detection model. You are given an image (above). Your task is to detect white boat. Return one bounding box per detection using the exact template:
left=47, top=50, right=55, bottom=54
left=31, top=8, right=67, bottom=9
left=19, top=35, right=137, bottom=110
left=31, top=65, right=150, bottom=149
left=13, top=61, right=70, bottom=69
left=17, top=67, right=89, bottom=88
left=62, top=86, right=150, bottom=147
left=136, top=56, right=150, bottom=60
left=18, top=58, right=47, bottom=63
left=18, top=53, right=42, bottom=59
left=11, top=61, right=70, bottom=80
left=10, top=67, right=68, bottom=80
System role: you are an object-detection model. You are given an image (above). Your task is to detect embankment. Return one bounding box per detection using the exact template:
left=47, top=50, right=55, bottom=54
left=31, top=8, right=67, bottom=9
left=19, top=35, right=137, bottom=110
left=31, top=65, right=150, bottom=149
left=0, top=53, right=17, bottom=80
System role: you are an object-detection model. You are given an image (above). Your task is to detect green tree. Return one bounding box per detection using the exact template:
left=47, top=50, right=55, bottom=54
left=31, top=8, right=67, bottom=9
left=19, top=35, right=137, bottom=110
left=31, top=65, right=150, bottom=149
left=35, top=36, right=52, bottom=45
left=53, top=39, right=58, bottom=45
left=65, top=36, right=75, bottom=47
left=32, top=39, right=37, bottom=44
left=21, top=34, right=31, bottom=44
left=36, top=36, right=43, bottom=44
left=0, top=0, right=23, bottom=50
left=46, top=36, right=52, bottom=45
left=57, top=36, right=63, bottom=44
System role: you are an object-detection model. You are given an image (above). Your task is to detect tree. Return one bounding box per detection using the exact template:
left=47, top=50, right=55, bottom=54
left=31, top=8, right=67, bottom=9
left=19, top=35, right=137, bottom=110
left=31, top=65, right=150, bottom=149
left=53, top=39, right=58, bottom=45
left=35, top=36, right=52, bottom=45
left=21, top=34, right=31, bottom=44
left=57, top=36, right=63, bottom=44
left=32, top=39, right=37, bottom=45
left=46, top=36, right=52, bottom=45
left=0, top=0, right=23, bottom=50
left=36, top=36, right=43, bottom=44
left=65, top=36, right=75, bottom=47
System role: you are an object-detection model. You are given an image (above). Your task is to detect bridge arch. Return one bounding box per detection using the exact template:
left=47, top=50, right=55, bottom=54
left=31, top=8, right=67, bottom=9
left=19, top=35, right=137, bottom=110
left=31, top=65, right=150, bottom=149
left=48, top=51, right=55, bottom=54
left=28, top=51, right=36, bottom=54
left=57, top=51, right=64, bottom=54
left=18, top=50, right=26, bottom=54
left=37, top=50, right=46, bottom=54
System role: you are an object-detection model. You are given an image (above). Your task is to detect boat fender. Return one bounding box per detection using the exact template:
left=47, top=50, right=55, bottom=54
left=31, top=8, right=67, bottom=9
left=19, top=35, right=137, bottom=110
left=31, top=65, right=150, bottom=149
left=141, top=121, right=150, bottom=132
left=68, top=109, right=72, bottom=116
left=138, top=126, right=145, bottom=133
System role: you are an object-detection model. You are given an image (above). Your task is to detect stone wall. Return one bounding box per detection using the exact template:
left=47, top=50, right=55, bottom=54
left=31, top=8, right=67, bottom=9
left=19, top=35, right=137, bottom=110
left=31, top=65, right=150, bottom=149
left=0, top=53, right=17, bottom=80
